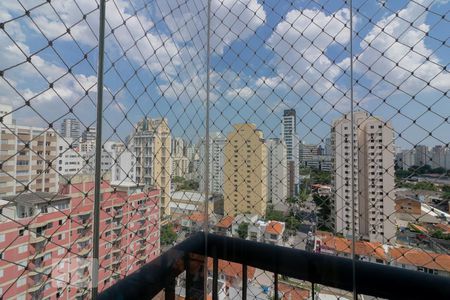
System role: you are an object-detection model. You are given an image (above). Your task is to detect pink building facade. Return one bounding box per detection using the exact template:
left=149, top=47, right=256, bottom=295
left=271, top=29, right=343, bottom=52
left=0, top=179, right=160, bottom=299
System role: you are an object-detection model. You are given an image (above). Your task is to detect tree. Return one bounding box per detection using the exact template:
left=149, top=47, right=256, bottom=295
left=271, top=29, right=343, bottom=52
left=285, top=215, right=300, bottom=233
left=161, top=224, right=177, bottom=246
left=299, top=189, right=309, bottom=203
left=432, top=167, right=446, bottom=174
left=442, top=185, right=450, bottom=193
left=311, top=170, right=331, bottom=184
left=237, top=222, right=249, bottom=239
left=412, top=181, right=436, bottom=191
left=266, top=205, right=286, bottom=222
left=172, top=176, right=184, bottom=183
left=430, top=229, right=450, bottom=241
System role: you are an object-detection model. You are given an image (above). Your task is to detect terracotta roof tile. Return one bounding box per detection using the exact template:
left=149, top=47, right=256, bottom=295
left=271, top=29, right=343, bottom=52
left=207, top=258, right=255, bottom=280
left=265, top=221, right=284, bottom=235
left=434, top=223, right=450, bottom=234
left=320, top=235, right=386, bottom=261
left=390, top=247, right=450, bottom=272
left=278, top=283, right=310, bottom=300
left=216, top=216, right=234, bottom=228
left=411, top=224, right=429, bottom=234
left=188, top=212, right=205, bottom=223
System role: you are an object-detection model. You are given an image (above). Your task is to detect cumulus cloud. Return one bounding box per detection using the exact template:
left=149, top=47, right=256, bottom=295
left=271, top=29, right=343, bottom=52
left=261, top=7, right=352, bottom=113
left=211, top=0, right=266, bottom=55
left=158, top=0, right=267, bottom=55
left=355, top=0, right=450, bottom=97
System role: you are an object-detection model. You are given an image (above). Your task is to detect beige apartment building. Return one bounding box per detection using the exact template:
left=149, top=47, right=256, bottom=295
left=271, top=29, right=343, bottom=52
left=132, top=117, right=172, bottom=216
left=0, top=105, right=58, bottom=196
left=224, top=123, right=268, bottom=217
left=332, top=111, right=396, bottom=244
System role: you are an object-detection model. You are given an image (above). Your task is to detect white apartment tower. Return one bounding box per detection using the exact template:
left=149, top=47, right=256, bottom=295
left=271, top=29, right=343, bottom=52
left=282, top=109, right=299, bottom=196
left=171, top=137, right=189, bottom=178
left=82, top=126, right=96, bottom=142
left=332, top=111, right=396, bottom=244
left=267, top=138, right=288, bottom=212
left=199, top=132, right=226, bottom=195
left=57, top=138, right=84, bottom=175
left=60, top=118, right=81, bottom=142
left=110, top=142, right=136, bottom=184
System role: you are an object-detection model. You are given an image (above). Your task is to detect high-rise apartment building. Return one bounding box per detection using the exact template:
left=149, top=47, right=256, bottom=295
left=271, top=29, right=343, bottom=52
left=430, top=145, right=448, bottom=169
left=414, top=145, right=430, bottom=167
left=282, top=109, right=299, bottom=196
left=299, top=143, right=317, bottom=167
left=224, top=124, right=268, bottom=217
left=324, top=137, right=332, bottom=156
left=60, top=118, right=81, bottom=142
left=0, top=177, right=160, bottom=299
left=110, top=142, right=136, bottom=184
left=0, top=104, right=13, bottom=125
left=57, top=137, right=84, bottom=175
left=0, top=106, right=59, bottom=196
left=199, top=132, right=226, bottom=195
left=398, top=149, right=416, bottom=170
left=171, top=137, right=189, bottom=178
left=267, top=138, right=288, bottom=212
left=332, top=112, right=396, bottom=244
left=131, top=117, right=172, bottom=215
left=81, top=126, right=96, bottom=142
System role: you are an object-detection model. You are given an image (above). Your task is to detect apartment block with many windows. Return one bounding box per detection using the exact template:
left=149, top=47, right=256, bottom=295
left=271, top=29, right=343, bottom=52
left=0, top=106, right=59, bottom=197
left=0, top=176, right=159, bottom=299
left=332, top=111, right=396, bottom=244
left=224, top=124, right=268, bottom=217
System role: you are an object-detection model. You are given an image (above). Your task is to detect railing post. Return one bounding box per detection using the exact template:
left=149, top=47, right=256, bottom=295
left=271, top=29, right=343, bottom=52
left=185, top=253, right=205, bottom=300
left=212, top=247, right=218, bottom=300
left=274, top=272, right=278, bottom=300
left=164, top=277, right=176, bottom=300
left=242, top=264, right=247, bottom=300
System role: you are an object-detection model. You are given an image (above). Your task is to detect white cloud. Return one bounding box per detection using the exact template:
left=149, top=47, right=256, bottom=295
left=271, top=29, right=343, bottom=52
left=355, top=0, right=450, bottom=96
left=161, top=0, right=266, bottom=55
left=211, top=0, right=266, bottom=55
left=264, top=7, right=351, bottom=112
left=226, top=86, right=255, bottom=100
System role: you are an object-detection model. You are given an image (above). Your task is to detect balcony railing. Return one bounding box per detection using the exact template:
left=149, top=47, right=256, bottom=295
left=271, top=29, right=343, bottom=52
left=99, top=233, right=450, bottom=300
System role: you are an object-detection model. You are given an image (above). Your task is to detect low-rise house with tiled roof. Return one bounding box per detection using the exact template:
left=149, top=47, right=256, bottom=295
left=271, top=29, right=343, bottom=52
left=264, top=221, right=285, bottom=245
left=316, top=233, right=387, bottom=264
left=207, top=258, right=256, bottom=289
left=214, top=215, right=234, bottom=236
left=180, top=212, right=206, bottom=232
left=315, top=232, right=450, bottom=277
left=389, top=247, right=450, bottom=276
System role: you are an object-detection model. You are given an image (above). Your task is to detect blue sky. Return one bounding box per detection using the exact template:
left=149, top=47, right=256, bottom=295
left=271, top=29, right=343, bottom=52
left=0, top=0, right=448, bottom=150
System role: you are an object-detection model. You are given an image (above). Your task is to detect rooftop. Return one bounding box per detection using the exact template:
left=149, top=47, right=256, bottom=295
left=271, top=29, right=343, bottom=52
left=265, top=221, right=284, bottom=235
left=390, top=247, right=450, bottom=273
left=2, top=192, right=70, bottom=206
left=171, top=191, right=206, bottom=202
left=207, top=258, right=256, bottom=280
left=216, top=216, right=234, bottom=229
left=318, top=234, right=387, bottom=261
